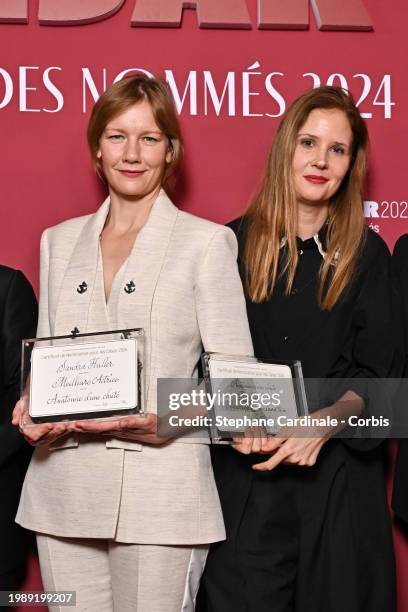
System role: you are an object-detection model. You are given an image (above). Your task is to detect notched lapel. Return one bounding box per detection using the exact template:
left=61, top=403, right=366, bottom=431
left=115, top=191, right=179, bottom=328
left=115, top=191, right=179, bottom=396
left=54, top=198, right=110, bottom=336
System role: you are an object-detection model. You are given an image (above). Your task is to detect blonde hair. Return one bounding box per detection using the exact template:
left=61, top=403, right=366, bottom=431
left=244, top=86, right=368, bottom=310
left=87, top=74, right=183, bottom=191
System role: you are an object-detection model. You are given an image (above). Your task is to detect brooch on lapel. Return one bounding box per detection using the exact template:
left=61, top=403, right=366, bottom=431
left=76, top=281, right=88, bottom=294
left=124, top=280, right=136, bottom=294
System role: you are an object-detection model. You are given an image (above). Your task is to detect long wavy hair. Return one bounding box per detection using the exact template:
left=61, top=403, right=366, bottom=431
left=243, top=86, right=368, bottom=310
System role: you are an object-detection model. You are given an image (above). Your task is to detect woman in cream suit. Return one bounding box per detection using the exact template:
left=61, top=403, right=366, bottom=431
left=13, top=75, right=253, bottom=612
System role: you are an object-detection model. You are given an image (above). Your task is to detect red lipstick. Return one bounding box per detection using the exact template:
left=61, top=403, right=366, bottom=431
left=304, top=175, right=329, bottom=184
left=119, top=170, right=145, bottom=178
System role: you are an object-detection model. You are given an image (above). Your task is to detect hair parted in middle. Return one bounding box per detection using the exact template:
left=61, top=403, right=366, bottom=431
left=87, top=74, right=183, bottom=191
left=243, top=85, right=369, bottom=311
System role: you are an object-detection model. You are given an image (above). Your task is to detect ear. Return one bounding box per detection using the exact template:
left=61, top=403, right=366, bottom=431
left=96, top=149, right=102, bottom=159
left=165, top=149, right=173, bottom=164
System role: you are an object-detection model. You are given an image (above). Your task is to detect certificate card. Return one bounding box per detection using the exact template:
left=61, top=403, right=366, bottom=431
left=21, top=329, right=144, bottom=424
left=202, top=353, right=308, bottom=443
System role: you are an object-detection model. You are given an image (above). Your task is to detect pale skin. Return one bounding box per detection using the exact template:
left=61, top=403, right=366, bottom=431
left=12, top=101, right=173, bottom=446
left=233, top=108, right=364, bottom=470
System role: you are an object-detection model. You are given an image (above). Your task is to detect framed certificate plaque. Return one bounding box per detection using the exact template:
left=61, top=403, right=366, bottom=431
left=202, top=352, right=308, bottom=443
left=20, top=329, right=144, bottom=424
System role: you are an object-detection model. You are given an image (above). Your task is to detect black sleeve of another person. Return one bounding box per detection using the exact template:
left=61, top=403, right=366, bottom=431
left=0, top=266, right=38, bottom=579
left=391, top=235, right=408, bottom=523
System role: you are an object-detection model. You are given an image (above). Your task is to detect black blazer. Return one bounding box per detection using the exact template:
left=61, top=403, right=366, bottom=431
left=391, top=235, right=408, bottom=522
left=0, top=265, right=37, bottom=575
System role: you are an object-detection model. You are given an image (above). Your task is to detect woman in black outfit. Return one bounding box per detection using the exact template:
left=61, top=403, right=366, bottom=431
left=199, top=87, right=397, bottom=612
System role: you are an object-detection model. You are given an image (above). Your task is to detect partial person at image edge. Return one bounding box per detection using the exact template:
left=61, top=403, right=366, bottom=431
left=392, top=234, right=408, bottom=523
left=0, top=265, right=37, bottom=592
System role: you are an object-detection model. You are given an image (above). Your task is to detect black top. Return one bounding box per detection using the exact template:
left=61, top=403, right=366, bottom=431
left=228, top=218, right=397, bottom=380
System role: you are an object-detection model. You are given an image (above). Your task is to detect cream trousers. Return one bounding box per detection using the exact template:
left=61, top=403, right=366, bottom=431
left=36, top=534, right=208, bottom=612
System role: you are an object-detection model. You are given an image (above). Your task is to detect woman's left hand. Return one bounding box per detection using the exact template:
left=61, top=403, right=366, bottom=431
left=233, top=391, right=363, bottom=471
left=71, top=413, right=170, bottom=445
left=249, top=428, right=329, bottom=471
left=232, top=409, right=337, bottom=471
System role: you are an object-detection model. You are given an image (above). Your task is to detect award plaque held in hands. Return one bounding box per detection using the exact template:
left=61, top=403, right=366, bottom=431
left=202, top=352, right=308, bottom=443
left=20, top=329, right=144, bottom=425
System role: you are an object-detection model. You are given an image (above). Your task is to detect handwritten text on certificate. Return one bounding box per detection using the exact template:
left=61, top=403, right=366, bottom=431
left=29, top=339, right=137, bottom=418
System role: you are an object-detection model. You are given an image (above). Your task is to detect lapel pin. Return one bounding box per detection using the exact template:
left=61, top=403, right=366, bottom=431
left=124, top=280, right=136, bottom=294
left=77, top=281, right=88, bottom=294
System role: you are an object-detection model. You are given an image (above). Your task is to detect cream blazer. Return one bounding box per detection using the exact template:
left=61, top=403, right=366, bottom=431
left=16, top=191, right=253, bottom=544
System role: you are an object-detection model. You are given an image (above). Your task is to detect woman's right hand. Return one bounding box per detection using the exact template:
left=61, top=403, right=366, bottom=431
left=12, top=397, right=72, bottom=447
left=232, top=425, right=271, bottom=455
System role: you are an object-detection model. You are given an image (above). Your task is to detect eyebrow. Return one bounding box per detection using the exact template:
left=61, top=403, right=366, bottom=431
left=298, top=133, right=350, bottom=148
left=104, top=127, right=163, bottom=134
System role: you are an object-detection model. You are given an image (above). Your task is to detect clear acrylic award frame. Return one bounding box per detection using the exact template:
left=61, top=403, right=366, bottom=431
left=20, top=328, right=145, bottom=426
left=201, top=352, right=309, bottom=443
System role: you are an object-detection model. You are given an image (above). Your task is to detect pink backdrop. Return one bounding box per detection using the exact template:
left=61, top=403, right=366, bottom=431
left=0, top=1, right=407, bottom=609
